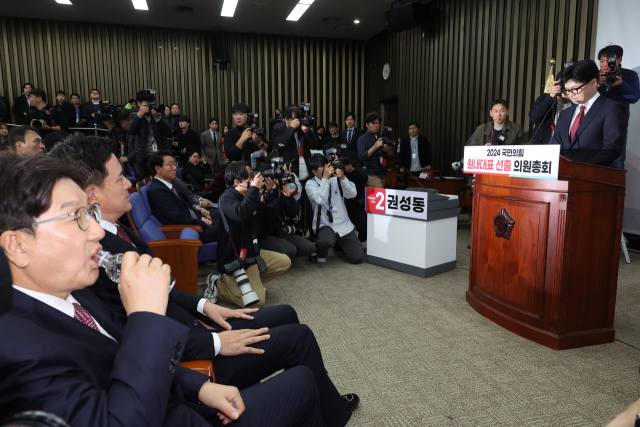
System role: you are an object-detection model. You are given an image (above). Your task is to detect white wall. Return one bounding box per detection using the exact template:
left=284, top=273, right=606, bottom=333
left=595, top=0, right=640, bottom=234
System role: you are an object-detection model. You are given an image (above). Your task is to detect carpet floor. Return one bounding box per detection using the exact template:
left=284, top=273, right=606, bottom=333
left=198, top=226, right=640, bottom=426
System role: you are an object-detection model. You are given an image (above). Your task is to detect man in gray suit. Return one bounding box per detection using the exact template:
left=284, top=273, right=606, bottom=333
left=200, top=117, right=224, bottom=173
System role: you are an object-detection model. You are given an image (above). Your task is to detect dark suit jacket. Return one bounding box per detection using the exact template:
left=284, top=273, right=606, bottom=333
left=12, top=95, right=30, bottom=124
left=551, top=95, right=628, bottom=166
left=82, top=100, right=107, bottom=129
left=183, top=161, right=212, bottom=190
left=148, top=179, right=207, bottom=227
left=53, top=101, right=77, bottom=128
left=399, top=135, right=432, bottom=171
left=272, top=121, right=320, bottom=176
left=0, top=287, right=216, bottom=427
left=338, top=127, right=364, bottom=165
left=95, top=225, right=218, bottom=361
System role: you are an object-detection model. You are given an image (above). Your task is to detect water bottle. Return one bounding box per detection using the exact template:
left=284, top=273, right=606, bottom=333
left=95, top=250, right=176, bottom=292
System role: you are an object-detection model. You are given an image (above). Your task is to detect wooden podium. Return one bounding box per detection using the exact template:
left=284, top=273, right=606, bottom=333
left=466, top=156, right=625, bottom=350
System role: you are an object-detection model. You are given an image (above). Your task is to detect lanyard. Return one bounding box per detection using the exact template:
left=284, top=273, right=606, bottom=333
left=328, top=182, right=333, bottom=212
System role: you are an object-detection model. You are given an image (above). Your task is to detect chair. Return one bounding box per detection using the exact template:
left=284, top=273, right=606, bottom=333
left=179, top=360, right=215, bottom=382
left=125, top=162, right=136, bottom=184
left=127, top=193, right=202, bottom=294
left=137, top=186, right=217, bottom=263
left=177, top=167, right=184, bottom=181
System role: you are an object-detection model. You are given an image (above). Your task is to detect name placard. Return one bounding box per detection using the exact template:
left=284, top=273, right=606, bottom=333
left=463, top=145, right=560, bottom=180
left=365, top=188, right=428, bottom=220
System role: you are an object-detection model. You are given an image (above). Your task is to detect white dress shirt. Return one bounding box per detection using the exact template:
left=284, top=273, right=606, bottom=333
left=13, top=285, right=116, bottom=341
left=409, top=137, right=421, bottom=172
left=295, top=132, right=309, bottom=180
left=154, top=176, right=174, bottom=190
left=305, top=175, right=357, bottom=236
left=99, top=218, right=220, bottom=355
left=569, top=92, right=600, bottom=135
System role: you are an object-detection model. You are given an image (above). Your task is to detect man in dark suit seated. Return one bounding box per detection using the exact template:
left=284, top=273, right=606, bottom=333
left=0, top=153, right=329, bottom=427
left=147, top=152, right=218, bottom=244
left=398, top=121, right=432, bottom=174
left=49, top=135, right=359, bottom=425
left=552, top=60, right=629, bottom=166
left=338, top=112, right=364, bottom=167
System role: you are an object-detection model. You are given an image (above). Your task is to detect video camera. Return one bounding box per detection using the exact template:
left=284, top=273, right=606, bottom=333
left=381, top=125, right=396, bottom=146
left=94, top=103, right=123, bottom=121
left=297, top=102, right=317, bottom=128
left=247, top=112, right=266, bottom=137
left=603, top=55, right=622, bottom=86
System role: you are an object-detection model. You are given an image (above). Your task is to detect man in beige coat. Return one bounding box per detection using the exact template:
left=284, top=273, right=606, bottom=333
left=200, top=117, right=224, bottom=173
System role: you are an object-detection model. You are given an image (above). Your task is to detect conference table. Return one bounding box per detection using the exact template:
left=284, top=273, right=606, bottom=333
left=387, top=169, right=468, bottom=196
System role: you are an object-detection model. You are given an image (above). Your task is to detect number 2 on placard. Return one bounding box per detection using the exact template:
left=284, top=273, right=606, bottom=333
left=375, top=192, right=384, bottom=210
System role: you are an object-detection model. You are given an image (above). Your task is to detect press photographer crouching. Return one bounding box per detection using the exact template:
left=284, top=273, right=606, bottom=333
left=305, top=154, right=364, bottom=264
left=25, top=88, right=69, bottom=138
left=258, top=163, right=316, bottom=259
left=211, top=161, right=291, bottom=308
left=324, top=145, right=369, bottom=250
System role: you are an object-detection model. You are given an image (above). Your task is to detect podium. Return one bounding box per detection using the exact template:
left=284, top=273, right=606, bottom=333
left=466, top=156, right=625, bottom=350
left=365, top=187, right=459, bottom=277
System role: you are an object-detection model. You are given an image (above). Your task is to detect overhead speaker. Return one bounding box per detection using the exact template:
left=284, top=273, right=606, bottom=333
left=384, top=2, right=430, bottom=35
left=209, top=31, right=228, bottom=63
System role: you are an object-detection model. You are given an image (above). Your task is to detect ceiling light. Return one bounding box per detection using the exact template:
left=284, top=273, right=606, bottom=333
left=131, top=0, right=148, bottom=10
left=354, top=19, right=360, bottom=24
left=299, top=0, right=314, bottom=4
left=221, top=0, right=239, bottom=17
left=287, top=3, right=310, bottom=21
left=55, top=0, right=72, bottom=4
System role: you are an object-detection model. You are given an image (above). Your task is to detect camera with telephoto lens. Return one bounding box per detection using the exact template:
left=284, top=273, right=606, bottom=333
left=94, top=103, right=122, bottom=121
left=297, top=102, right=317, bottom=128
left=139, top=89, right=165, bottom=115
left=603, top=55, right=622, bottom=86
left=223, top=259, right=259, bottom=307
left=276, top=222, right=297, bottom=238
left=28, top=107, right=51, bottom=129
left=247, top=113, right=266, bottom=137
left=381, top=125, right=396, bottom=146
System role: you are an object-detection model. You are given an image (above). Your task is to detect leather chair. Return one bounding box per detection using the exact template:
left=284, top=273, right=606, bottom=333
left=179, top=360, right=215, bottom=382
left=127, top=192, right=202, bottom=294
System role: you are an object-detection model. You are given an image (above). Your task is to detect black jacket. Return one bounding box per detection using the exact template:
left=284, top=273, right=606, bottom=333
left=322, top=134, right=340, bottom=149
left=343, top=163, right=368, bottom=209
left=0, top=97, right=6, bottom=122
left=338, top=127, right=364, bottom=165
left=53, top=102, right=77, bottom=128
left=177, top=128, right=202, bottom=163
left=223, top=126, right=271, bottom=162
left=12, top=95, right=30, bottom=125
left=528, top=93, right=558, bottom=145
left=96, top=225, right=218, bottom=361
left=258, top=190, right=298, bottom=240
left=147, top=178, right=207, bottom=227
left=399, top=135, right=432, bottom=171
left=182, top=161, right=212, bottom=190
left=82, top=100, right=107, bottom=129
left=551, top=95, right=628, bottom=166
left=169, top=114, right=182, bottom=135
left=129, top=113, right=174, bottom=164
left=25, top=105, right=69, bottom=136
left=272, top=122, right=320, bottom=176
left=216, top=186, right=262, bottom=274
left=69, top=103, right=85, bottom=127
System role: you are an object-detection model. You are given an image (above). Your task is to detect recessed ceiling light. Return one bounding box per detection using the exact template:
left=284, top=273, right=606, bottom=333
left=286, top=3, right=311, bottom=21
left=354, top=19, right=360, bottom=24
left=55, top=0, right=72, bottom=4
left=221, top=0, right=239, bottom=17
left=131, top=0, right=148, bottom=10
left=299, top=0, right=314, bottom=4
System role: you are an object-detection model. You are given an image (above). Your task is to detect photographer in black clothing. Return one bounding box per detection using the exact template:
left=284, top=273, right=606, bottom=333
left=215, top=161, right=291, bottom=309
left=224, top=103, right=271, bottom=162
left=529, top=71, right=573, bottom=144
left=272, top=105, right=320, bottom=179
left=25, top=88, right=69, bottom=138
left=258, top=165, right=316, bottom=259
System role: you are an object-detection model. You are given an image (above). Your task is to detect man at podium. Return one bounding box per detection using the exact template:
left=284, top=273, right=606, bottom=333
left=552, top=60, right=628, bottom=166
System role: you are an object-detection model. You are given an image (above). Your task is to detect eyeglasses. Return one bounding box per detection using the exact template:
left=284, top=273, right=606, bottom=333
left=163, top=163, right=177, bottom=168
left=31, top=203, right=101, bottom=231
left=562, top=81, right=588, bottom=96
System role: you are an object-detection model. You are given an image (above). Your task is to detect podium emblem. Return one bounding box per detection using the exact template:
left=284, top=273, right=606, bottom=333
left=493, top=209, right=515, bottom=240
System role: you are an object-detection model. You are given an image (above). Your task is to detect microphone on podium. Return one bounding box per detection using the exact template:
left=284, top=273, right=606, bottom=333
left=401, top=167, right=426, bottom=190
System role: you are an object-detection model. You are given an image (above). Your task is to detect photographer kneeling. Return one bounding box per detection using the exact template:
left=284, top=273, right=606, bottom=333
left=258, top=164, right=316, bottom=259
left=213, top=161, right=292, bottom=308
left=305, top=154, right=364, bottom=264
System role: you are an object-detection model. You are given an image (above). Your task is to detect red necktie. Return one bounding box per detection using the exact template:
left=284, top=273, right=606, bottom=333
left=116, top=225, right=133, bottom=245
left=73, top=303, right=100, bottom=331
left=570, top=105, right=585, bottom=141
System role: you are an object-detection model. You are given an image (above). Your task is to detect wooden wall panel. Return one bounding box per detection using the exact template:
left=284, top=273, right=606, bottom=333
left=0, top=17, right=365, bottom=136
left=364, top=0, right=599, bottom=172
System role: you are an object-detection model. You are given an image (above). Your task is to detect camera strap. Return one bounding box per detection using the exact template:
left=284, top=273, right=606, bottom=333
left=218, top=195, right=260, bottom=261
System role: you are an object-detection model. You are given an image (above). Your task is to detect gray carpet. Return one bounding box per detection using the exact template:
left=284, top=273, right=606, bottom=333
left=198, top=226, right=640, bottom=426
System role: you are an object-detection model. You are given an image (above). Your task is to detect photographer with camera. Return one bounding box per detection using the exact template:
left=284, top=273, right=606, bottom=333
left=468, top=99, right=526, bottom=146
left=258, top=164, right=317, bottom=259
left=306, top=154, right=364, bottom=264
left=597, top=45, right=640, bottom=169
left=24, top=88, right=69, bottom=138
left=357, top=112, right=394, bottom=188
left=129, top=89, right=174, bottom=178
left=81, top=88, right=107, bottom=129
left=224, top=102, right=271, bottom=162
left=529, top=69, right=573, bottom=144
left=272, top=105, right=320, bottom=178
left=212, top=161, right=291, bottom=308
